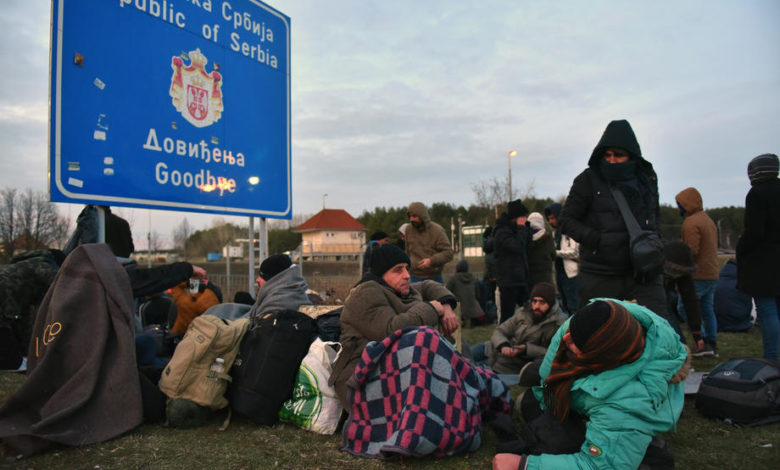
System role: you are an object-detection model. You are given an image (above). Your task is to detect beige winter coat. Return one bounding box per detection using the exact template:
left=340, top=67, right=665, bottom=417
left=405, top=202, right=454, bottom=279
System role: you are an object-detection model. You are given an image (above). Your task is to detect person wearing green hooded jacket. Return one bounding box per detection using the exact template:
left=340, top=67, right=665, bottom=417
left=493, top=298, right=688, bottom=469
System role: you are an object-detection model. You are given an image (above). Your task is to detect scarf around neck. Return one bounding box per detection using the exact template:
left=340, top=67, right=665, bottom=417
left=543, top=301, right=645, bottom=421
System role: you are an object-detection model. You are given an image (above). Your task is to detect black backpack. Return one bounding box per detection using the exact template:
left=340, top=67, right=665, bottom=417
left=228, top=309, right=315, bottom=425
left=696, top=358, right=780, bottom=426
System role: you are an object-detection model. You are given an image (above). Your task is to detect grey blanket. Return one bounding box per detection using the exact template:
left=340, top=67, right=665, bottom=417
left=0, top=244, right=142, bottom=456
left=206, top=264, right=310, bottom=320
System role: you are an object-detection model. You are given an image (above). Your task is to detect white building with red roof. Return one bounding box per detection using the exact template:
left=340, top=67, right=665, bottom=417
left=294, top=209, right=367, bottom=260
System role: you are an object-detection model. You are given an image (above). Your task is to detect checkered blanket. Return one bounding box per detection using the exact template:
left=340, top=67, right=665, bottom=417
left=342, top=326, right=512, bottom=458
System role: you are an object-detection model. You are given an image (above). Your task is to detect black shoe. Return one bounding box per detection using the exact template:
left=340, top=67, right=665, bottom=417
left=490, top=413, right=519, bottom=442
left=518, top=359, right=542, bottom=387
left=691, top=342, right=716, bottom=357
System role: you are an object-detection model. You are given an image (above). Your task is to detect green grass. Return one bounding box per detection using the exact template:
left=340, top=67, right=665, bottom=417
left=2, top=326, right=779, bottom=469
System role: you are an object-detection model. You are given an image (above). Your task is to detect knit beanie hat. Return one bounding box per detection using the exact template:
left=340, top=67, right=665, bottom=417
left=530, top=282, right=556, bottom=308
left=507, top=199, right=529, bottom=219
left=370, top=231, right=388, bottom=241
left=456, top=259, right=469, bottom=273
left=544, top=299, right=645, bottom=422
left=370, top=243, right=410, bottom=277
left=748, top=153, right=779, bottom=185
left=663, top=240, right=698, bottom=277
left=259, top=254, right=292, bottom=281
left=398, top=223, right=409, bottom=236
left=569, top=301, right=613, bottom=351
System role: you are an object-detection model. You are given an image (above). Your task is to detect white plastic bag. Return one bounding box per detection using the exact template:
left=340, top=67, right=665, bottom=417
left=279, top=338, right=343, bottom=434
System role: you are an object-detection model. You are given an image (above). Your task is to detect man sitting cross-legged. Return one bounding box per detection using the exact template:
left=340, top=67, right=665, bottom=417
left=329, top=243, right=459, bottom=409
left=472, top=282, right=566, bottom=376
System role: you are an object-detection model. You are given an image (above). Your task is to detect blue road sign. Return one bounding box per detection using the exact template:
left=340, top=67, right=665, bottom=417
left=50, top=0, right=291, bottom=218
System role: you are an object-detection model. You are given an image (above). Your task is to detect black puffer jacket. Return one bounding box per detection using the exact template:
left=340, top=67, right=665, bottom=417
left=492, top=213, right=531, bottom=287
left=737, top=178, right=780, bottom=296
left=560, top=120, right=660, bottom=276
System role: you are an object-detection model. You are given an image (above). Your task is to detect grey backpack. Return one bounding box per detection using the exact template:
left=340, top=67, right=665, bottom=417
left=696, top=357, right=780, bottom=426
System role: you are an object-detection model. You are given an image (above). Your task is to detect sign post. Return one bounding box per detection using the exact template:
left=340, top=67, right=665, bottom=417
left=49, top=0, right=291, bottom=219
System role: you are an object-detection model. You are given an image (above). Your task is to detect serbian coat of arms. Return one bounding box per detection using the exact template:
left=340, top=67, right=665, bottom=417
left=169, top=49, right=223, bottom=128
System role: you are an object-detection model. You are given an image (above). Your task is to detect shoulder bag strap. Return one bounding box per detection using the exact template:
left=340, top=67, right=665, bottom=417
left=609, top=186, right=642, bottom=238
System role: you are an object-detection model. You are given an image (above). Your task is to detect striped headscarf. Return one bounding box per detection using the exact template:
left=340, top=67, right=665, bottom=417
left=543, top=300, right=645, bottom=421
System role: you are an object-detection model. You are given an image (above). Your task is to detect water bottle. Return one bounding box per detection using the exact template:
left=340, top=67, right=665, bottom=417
left=208, top=357, right=225, bottom=383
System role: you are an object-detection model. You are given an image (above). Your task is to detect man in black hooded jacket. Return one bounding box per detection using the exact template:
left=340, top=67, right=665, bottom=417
left=560, top=120, right=681, bottom=337
left=493, top=199, right=532, bottom=323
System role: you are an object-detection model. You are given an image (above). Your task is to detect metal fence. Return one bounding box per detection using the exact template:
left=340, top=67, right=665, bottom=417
left=208, top=273, right=252, bottom=303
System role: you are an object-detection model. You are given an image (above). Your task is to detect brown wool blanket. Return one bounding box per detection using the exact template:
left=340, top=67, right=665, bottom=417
left=0, top=244, right=142, bottom=456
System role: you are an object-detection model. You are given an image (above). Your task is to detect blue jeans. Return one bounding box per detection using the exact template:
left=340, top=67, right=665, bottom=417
left=468, top=342, right=518, bottom=385
left=410, top=273, right=443, bottom=284
left=555, top=269, right=578, bottom=315
left=755, top=296, right=780, bottom=360
left=470, top=342, right=488, bottom=364
left=678, top=279, right=717, bottom=342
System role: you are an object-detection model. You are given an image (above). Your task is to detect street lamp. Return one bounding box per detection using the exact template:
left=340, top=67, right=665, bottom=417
left=507, top=150, right=518, bottom=202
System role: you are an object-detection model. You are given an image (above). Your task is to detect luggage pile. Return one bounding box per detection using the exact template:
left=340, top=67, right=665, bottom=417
left=155, top=304, right=344, bottom=433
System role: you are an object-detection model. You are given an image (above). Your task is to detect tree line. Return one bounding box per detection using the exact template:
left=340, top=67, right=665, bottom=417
left=260, top=200, right=745, bottom=257
left=0, top=185, right=747, bottom=264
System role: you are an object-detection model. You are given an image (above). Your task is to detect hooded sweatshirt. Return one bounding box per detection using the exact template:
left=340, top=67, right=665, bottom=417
left=405, top=202, right=454, bottom=279
left=204, top=264, right=311, bottom=320
left=528, top=299, right=686, bottom=470
left=675, top=187, right=719, bottom=280
left=560, top=120, right=660, bottom=276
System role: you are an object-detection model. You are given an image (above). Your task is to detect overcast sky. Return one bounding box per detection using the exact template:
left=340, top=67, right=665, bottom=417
left=1, top=0, right=778, bottom=249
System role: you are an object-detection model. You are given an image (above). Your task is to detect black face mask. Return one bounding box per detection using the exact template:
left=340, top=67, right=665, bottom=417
left=599, top=159, right=637, bottom=183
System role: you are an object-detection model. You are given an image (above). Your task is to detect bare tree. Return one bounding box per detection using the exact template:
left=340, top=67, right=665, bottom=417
left=0, top=188, right=69, bottom=262
left=149, top=230, right=164, bottom=252
left=0, top=188, right=17, bottom=262
left=471, top=177, right=509, bottom=219
left=471, top=177, right=539, bottom=219
left=471, top=177, right=506, bottom=207
left=16, top=190, right=69, bottom=252
left=172, top=217, right=193, bottom=256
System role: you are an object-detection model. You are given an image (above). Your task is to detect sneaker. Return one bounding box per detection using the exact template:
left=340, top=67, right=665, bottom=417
left=709, top=343, right=720, bottom=358
left=691, top=343, right=717, bottom=358
left=517, top=359, right=542, bottom=387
